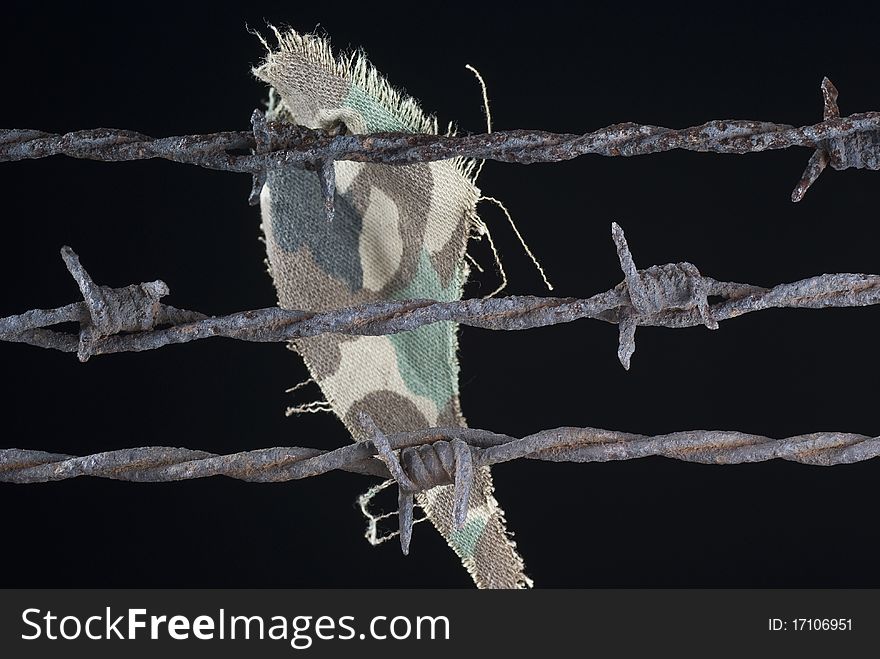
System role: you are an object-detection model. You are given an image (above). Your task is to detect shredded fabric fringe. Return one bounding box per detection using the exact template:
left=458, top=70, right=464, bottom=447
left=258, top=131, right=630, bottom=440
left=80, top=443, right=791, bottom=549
left=253, top=26, right=481, bottom=188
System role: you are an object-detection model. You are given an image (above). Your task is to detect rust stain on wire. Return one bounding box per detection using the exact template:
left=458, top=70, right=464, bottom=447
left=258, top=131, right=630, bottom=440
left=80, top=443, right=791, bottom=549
left=1, top=79, right=878, bottom=203
left=2, top=76, right=880, bottom=557
left=0, top=224, right=877, bottom=370
left=3, top=419, right=878, bottom=554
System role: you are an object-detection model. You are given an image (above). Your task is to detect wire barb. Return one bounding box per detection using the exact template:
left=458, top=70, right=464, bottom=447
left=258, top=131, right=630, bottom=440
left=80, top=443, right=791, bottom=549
left=792, top=77, right=880, bottom=201
left=358, top=412, right=417, bottom=554
left=611, top=223, right=717, bottom=369
left=55, top=247, right=201, bottom=362
left=358, top=412, right=475, bottom=554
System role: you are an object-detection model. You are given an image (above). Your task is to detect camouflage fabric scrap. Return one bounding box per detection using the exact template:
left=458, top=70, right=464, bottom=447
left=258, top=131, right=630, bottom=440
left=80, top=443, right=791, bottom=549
left=253, top=28, right=530, bottom=588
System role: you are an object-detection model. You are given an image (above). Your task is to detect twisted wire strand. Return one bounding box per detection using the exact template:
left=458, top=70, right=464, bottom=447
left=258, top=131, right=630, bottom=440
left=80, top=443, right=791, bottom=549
left=2, top=78, right=878, bottom=202
left=1, top=226, right=877, bottom=369
left=2, top=113, right=876, bottom=170
left=6, top=422, right=877, bottom=554
left=3, top=425, right=877, bottom=486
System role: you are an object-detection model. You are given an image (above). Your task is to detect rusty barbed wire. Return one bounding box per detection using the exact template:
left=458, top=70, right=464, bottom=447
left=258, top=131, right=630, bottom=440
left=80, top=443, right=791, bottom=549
left=1, top=78, right=878, bottom=206
left=3, top=414, right=878, bottom=554
left=5, top=233, right=876, bottom=557
left=3, top=75, right=880, bottom=558
left=1, top=223, right=878, bottom=370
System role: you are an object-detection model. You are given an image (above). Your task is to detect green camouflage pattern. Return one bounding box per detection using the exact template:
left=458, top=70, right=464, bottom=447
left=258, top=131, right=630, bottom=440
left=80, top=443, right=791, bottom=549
left=253, top=28, right=529, bottom=588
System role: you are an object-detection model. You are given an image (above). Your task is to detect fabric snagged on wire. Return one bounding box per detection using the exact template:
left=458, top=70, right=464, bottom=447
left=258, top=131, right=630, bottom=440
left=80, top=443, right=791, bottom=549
left=252, top=28, right=531, bottom=588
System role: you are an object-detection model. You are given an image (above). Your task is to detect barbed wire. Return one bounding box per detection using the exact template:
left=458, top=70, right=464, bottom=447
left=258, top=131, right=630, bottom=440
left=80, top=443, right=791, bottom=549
left=3, top=76, right=880, bottom=557
left=1, top=78, right=878, bottom=210
left=1, top=223, right=877, bottom=369
left=3, top=414, right=878, bottom=554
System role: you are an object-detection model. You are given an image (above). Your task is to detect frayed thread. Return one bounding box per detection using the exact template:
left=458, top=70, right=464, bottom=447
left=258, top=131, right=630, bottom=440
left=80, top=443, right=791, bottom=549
left=480, top=196, right=554, bottom=292
left=465, top=63, right=492, bottom=182
left=358, top=479, right=429, bottom=547
left=467, top=216, right=509, bottom=298
left=285, top=400, right=334, bottom=416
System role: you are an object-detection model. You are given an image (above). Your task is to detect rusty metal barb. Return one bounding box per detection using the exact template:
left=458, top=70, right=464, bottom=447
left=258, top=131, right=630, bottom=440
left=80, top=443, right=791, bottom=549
left=2, top=79, right=878, bottom=202
left=357, top=411, right=475, bottom=553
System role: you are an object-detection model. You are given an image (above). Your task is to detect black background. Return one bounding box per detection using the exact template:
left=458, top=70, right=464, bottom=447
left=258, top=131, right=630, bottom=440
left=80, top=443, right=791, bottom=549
left=2, top=1, right=879, bottom=587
